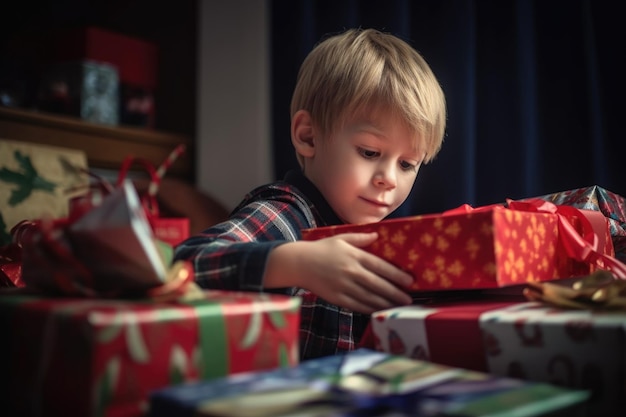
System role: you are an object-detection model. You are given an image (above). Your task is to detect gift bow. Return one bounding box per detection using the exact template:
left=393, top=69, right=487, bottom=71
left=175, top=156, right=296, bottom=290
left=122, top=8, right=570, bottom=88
left=525, top=269, right=626, bottom=310
left=11, top=212, right=202, bottom=302
left=444, top=198, right=626, bottom=279
left=507, top=198, right=626, bottom=279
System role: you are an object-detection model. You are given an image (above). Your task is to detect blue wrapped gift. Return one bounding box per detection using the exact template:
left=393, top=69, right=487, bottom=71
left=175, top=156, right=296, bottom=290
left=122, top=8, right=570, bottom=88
left=148, top=349, right=589, bottom=417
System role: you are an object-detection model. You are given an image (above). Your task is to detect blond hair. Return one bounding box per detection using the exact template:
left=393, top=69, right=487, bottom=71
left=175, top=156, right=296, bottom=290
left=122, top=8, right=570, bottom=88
left=290, top=28, right=446, bottom=165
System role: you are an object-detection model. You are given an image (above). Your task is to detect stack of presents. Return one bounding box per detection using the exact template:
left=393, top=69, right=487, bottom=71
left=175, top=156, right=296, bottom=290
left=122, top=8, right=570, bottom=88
left=1, top=137, right=626, bottom=416
left=5, top=25, right=157, bottom=127
left=42, top=26, right=158, bottom=128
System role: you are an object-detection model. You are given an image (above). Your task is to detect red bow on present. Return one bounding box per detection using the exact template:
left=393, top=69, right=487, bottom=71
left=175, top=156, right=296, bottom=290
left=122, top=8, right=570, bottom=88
left=3, top=189, right=200, bottom=302
left=507, top=198, right=626, bottom=279
left=444, top=199, right=626, bottom=279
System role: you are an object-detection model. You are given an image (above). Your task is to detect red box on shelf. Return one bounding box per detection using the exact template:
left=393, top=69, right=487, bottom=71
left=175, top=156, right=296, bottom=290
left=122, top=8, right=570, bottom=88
left=50, top=26, right=157, bottom=89
left=38, top=60, right=120, bottom=125
left=49, top=26, right=157, bottom=127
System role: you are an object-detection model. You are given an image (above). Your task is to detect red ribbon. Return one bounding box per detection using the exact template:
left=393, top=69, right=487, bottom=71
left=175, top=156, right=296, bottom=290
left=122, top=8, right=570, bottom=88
left=507, top=198, right=626, bottom=279
left=444, top=199, right=626, bottom=279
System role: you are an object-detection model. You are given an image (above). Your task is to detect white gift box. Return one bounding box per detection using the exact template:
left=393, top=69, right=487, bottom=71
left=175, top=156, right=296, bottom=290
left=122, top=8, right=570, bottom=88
left=370, top=298, right=626, bottom=416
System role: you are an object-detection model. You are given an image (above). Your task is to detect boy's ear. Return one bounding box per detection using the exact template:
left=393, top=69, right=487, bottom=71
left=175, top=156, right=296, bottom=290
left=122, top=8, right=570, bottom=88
left=291, top=110, right=316, bottom=158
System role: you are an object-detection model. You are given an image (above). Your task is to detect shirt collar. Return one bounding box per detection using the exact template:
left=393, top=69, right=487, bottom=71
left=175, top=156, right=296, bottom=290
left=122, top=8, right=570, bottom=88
left=283, top=170, right=343, bottom=226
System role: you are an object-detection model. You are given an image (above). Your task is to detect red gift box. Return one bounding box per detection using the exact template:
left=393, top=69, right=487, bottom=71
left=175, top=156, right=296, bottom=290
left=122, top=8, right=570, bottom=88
left=48, top=26, right=158, bottom=127
left=302, top=200, right=623, bottom=291
left=50, top=26, right=157, bottom=89
left=0, top=290, right=301, bottom=417
left=368, top=297, right=625, bottom=416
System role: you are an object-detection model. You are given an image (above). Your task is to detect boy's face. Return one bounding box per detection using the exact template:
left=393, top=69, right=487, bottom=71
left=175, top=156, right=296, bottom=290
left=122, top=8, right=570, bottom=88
left=304, top=111, right=423, bottom=224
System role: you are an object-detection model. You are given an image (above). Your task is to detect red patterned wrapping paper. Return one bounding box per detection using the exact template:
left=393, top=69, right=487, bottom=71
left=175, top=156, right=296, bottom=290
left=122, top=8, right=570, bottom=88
left=369, top=298, right=626, bottom=417
left=302, top=203, right=616, bottom=291
left=0, top=290, right=301, bottom=417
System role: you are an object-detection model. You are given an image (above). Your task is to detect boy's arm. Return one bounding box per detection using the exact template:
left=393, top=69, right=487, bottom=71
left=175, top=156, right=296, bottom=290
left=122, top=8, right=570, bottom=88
left=174, top=197, right=412, bottom=313
left=173, top=199, right=310, bottom=291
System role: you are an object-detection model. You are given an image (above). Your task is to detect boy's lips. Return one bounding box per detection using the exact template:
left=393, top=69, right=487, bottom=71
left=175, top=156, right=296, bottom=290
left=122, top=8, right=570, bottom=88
left=360, top=197, right=390, bottom=208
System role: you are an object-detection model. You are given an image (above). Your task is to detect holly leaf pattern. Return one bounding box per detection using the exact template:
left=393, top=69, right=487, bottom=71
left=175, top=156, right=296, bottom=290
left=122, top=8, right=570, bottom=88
left=278, top=343, right=290, bottom=367
left=0, top=150, right=57, bottom=206
left=126, top=315, right=150, bottom=363
left=93, top=356, right=120, bottom=417
left=239, top=304, right=262, bottom=349
left=268, top=311, right=286, bottom=328
left=0, top=212, right=11, bottom=244
left=170, top=344, right=188, bottom=384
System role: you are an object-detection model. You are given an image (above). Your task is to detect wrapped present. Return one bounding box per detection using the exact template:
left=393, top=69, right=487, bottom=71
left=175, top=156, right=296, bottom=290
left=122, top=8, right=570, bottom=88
left=48, top=26, right=158, bottom=128
left=303, top=199, right=626, bottom=292
left=0, top=139, right=88, bottom=245
left=21, top=180, right=171, bottom=295
left=9, top=161, right=191, bottom=296
left=38, top=60, right=120, bottom=125
left=535, top=185, right=626, bottom=262
left=0, top=146, right=250, bottom=417
left=369, top=295, right=626, bottom=416
left=0, top=290, right=301, bottom=417
left=49, top=26, right=158, bottom=90
left=148, top=348, right=589, bottom=417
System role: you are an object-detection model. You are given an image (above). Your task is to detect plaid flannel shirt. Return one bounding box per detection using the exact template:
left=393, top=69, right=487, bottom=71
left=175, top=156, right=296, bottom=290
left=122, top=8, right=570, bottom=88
left=174, top=170, right=370, bottom=360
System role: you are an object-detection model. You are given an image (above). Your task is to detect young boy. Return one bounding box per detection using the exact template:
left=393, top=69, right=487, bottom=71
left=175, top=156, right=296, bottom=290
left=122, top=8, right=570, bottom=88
left=175, top=28, right=447, bottom=360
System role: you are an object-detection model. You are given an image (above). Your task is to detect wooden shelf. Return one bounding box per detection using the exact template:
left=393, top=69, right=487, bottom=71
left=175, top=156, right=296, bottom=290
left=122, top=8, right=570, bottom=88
left=0, top=106, right=194, bottom=181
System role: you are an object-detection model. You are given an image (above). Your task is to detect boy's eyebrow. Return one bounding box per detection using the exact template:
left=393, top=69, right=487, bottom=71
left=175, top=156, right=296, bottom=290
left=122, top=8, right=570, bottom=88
left=351, top=123, right=425, bottom=161
left=351, top=122, right=388, bottom=139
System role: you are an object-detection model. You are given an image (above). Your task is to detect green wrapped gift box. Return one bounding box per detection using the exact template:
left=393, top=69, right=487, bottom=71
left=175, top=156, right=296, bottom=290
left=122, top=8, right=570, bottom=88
left=0, top=290, right=301, bottom=417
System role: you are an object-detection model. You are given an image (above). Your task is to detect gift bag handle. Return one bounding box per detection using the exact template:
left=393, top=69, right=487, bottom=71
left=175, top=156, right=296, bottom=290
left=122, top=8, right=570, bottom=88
left=115, top=144, right=186, bottom=218
left=116, top=156, right=161, bottom=217
left=66, top=167, right=115, bottom=196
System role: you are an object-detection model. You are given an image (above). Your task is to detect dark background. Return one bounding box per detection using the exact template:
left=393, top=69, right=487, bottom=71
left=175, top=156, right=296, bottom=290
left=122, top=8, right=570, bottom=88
left=2, top=0, right=624, bottom=216
left=0, top=0, right=198, bottom=138
left=270, top=0, right=625, bottom=216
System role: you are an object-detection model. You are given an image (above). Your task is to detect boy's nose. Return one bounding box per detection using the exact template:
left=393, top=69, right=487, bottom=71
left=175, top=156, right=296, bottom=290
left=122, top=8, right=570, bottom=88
left=373, top=165, right=397, bottom=189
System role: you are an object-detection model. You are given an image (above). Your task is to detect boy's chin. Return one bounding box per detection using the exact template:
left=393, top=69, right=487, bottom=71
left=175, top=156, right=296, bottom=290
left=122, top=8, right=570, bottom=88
left=345, top=214, right=388, bottom=225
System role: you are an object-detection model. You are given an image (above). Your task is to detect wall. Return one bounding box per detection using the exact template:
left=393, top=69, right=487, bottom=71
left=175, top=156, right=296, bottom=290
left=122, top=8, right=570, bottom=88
left=197, top=0, right=272, bottom=210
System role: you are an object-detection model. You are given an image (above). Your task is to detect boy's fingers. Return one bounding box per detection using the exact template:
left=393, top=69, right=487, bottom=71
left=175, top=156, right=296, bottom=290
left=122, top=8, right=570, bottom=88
left=334, top=232, right=378, bottom=247
left=362, top=253, right=413, bottom=288
left=337, top=233, right=414, bottom=288
left=372, top=279, right=413, bottom=306
left=350, top=269, right=413, bottom=307
left=338, top=287, right=410, bottom=314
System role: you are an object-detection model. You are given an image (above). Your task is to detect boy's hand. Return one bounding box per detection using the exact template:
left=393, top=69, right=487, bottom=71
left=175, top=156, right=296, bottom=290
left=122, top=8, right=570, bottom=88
left=266, top=232, right=413, bottom=314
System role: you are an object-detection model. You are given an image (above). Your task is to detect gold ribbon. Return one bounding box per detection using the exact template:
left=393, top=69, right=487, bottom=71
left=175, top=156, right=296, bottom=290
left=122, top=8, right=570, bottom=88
left=524, top=270, right=626, bottom=310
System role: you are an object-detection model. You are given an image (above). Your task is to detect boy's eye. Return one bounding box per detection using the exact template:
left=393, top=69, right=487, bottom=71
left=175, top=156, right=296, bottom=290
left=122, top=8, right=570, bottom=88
left=358, top=147, right=379, bottom=159
left=400, top=160, right=418, bottom=172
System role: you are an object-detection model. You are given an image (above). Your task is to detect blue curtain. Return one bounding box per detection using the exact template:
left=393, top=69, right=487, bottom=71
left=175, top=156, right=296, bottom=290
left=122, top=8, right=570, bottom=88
left=270, top=0, right=625, bottom=217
